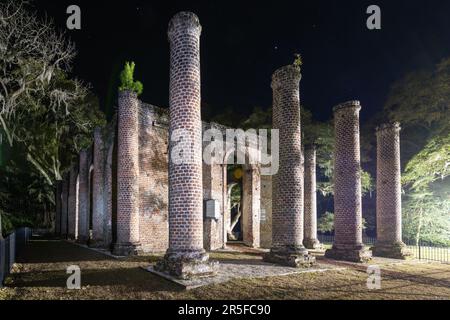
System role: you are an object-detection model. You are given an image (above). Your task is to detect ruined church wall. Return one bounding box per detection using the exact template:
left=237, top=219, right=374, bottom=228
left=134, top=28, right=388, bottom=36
left=138, top=102, right=170, bottom=253
left=136, top=104, right=225, bottom=252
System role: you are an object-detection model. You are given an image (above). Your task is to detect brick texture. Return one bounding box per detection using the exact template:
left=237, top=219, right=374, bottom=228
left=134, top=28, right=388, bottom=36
left=264, top=65, right=315, bottom=267
left=325, top=101, right=371, bottom=262
left=373, top=123, right=412, bottom=259
left=155, top=12, right=217, bottom=279
left=138, top=103, right=169, bottom=253
left=112, top=90, right=141, bottom=255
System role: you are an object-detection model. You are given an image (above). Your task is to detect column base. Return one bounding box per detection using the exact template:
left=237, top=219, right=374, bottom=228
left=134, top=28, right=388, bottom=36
left=303, top=238, right=324, bottom=251
left=325, top=244, right=372, bottom=263
left=263, top=245, right=316, bottom=268
left=155, top=250, right=218, bottom=280
left=372, top=241, right=413, bottom=260
left=112, top=242, right=142, bottom=256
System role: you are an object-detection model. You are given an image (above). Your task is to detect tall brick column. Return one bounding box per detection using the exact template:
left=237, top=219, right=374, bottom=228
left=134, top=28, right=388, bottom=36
left=303, top=145, right=322, bottom=250
left=77, top=149, right=90, bottom=243
left=263, top=65, right=315, bottom=267
left=61, top=175, right=69, bottom=238
left=155, top=12, right=217, bottom=279
left=55, top=180, right=63, bottom=235
left=91, top=127, right=107, bottom=247
left=67, top=163, right=79, bottom=240
left=325, top=101, right=372, bottom=262
left=112, top=90, right=141, bottom=256
left=372, top=123, right=412, bottom=259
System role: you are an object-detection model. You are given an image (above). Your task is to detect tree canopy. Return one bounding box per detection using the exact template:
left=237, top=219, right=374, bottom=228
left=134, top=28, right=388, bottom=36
left=381, top=57, right=450, bottom=245
left=0, top=0, right=105, bottom=235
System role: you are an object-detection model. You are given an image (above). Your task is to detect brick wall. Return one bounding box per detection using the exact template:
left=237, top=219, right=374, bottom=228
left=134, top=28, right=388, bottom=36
left=138, top=103, right=169, bottom=253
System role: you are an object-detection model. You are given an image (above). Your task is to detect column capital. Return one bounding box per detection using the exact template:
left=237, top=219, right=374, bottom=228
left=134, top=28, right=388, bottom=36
left=118, top=89, right=138, bottom=101
left=168, top=11, right=202, bottom=41
left=333, top=100, right=361, bottom=114
left=271, top=65, right=301, bottom=90
left=376, top=122, right=401, bottom=135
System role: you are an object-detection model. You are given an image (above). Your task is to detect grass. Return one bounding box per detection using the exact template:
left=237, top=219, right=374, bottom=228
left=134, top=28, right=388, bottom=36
left=0, top=240, right=449, bottom=300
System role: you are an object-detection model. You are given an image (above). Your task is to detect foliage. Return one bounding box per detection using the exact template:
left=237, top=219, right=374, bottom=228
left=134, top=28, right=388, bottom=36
left=317, top=211, right=334, bottom=233
left=0, top=0, right=78, bottom=147
left=402, top=130, right=450, bottom=191
left=317, top=211, right=367, bottom=234
left=293, top=53, right=303, bottom=69
left=402, top=184, right=450, bottom=246
left=0, top=0, right=105, bottom=230
left=382, top=57, right=450, bottom=245
left=119, top=61, right=143, bottom=96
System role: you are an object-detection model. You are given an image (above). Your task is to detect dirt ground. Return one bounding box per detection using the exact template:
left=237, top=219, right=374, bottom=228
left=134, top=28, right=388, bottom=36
left=1, top=240, right=449, bottom=300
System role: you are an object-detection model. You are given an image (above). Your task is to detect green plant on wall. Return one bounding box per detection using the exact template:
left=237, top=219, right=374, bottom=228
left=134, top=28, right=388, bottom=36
left=293, top=53, right=303, bottom=69
left=119, top=61, right=143, bottom=96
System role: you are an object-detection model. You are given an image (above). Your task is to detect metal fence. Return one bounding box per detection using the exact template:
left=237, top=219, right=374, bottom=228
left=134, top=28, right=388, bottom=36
left=317, top=234, right=450, bottom=263
left=0, top=227, right=31, bottom=287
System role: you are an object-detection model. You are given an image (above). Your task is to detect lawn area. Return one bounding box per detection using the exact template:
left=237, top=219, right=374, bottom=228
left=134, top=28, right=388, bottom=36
left=0, top=240, right=449, bottom=300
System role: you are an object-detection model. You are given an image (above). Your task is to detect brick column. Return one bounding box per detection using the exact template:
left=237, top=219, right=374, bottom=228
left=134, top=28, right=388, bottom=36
left=325, top=101, right=372, bottom=262
left=77, top=149, right=90, bottom=243
left=155, top=12, right=217, bottom=279
left=61, top=175, right=69, bottom=238
left=67, top=164, right=79, bottom=240
left=263, top=65, right=315, bottom=267
left=242, top=165, right=261, bottom=248
left=91, top=127, right=107, bottom=247
left=303, top=145, right=322, bottom=250
left=55, top=180, right=63, bottom=235
left=372, top=123, right=412, bottom=259
left=112, top=91, right=141, bottom=256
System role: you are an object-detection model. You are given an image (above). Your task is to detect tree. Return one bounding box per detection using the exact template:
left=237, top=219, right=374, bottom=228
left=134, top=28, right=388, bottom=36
left=1, top=0, right=76, bottom=128
left=0, top=0, right=105, bottom=232
left=381, top=57, right=450, bottom=245
left=119, top=61, right=143, bottom=96
left=317, top=212, right=334, bottom=233
left=0, top=0, right=103, bottom=183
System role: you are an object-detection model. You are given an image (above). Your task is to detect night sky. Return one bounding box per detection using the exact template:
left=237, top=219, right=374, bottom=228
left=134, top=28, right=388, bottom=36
left=35, top=0, right=450, bottom=123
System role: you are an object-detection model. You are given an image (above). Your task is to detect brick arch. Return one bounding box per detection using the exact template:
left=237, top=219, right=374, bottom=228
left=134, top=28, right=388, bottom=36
left=221, top=143, right=261, bottom=248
